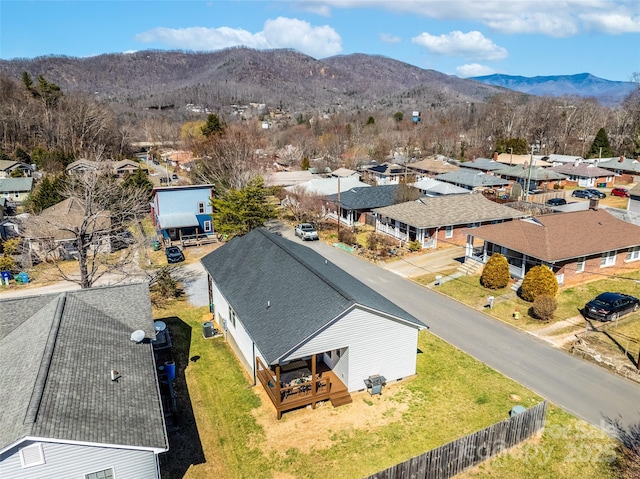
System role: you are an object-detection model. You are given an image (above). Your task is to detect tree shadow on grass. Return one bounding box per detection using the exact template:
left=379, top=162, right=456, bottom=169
left=157, top=315, right=206, bottom=479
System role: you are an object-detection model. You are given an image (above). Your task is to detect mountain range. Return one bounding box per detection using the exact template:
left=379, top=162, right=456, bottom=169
left=471, top=72, right=635, bottom=107
left=0, top=48, right=634, bottom=113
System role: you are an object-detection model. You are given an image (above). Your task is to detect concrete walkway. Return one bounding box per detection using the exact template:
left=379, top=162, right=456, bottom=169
left=379, top=245, right=465, bottom=278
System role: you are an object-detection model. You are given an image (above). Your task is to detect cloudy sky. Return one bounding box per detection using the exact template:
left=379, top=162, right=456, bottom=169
left=1, top=0, right=639, bottom=81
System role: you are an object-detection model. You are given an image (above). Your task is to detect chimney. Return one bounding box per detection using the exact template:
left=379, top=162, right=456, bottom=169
left=493, top=152, right=499, bottom=161
left=471, top=156, right=476, bottom=163
left=589, top=198, right=599, bottom=211
left=619, top=156, right=624, bottom=163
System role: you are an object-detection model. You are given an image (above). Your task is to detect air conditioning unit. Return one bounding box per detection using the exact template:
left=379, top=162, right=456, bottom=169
left=203, top=321, right=214, bottom=338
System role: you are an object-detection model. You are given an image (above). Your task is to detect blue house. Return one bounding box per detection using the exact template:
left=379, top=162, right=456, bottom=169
left=151, top=184, right=216, bottom=246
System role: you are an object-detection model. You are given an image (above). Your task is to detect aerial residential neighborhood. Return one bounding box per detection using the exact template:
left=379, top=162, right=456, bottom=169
left=1, top=6, right=640, bottom=477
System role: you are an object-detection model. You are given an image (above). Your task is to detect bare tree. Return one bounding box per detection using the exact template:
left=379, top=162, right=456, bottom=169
left=196, top=123, right=265, bottom=190
left=26, top=172, right=151, bottom=288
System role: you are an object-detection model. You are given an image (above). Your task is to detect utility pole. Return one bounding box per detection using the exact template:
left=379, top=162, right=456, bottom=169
left=337, top=176, right=341, bottom=240
left=523, top=147, right=534, bottom=202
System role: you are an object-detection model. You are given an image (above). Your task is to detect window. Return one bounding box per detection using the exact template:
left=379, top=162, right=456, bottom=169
left=601, top=251, right=616, bottom=267
left=627, top=247, right=640, bottom=262
left=203, top=220, right=212, bottom=232
left=467, top=222, right=480, bottom=229
left=85, top=468, right=115, bottom=479
left=14, top=191, right=20, bottom=198
left=229, top=306, right=237, bottom=327
left=445, top=225, right=453, bottom=239
left=576, top=257, right=585, bottom=273
left=197, top=202, right=206, bottom=214
left=20, top=443, right=45, bottom=468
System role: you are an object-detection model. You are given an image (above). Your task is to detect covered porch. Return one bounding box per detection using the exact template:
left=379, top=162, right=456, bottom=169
left=157, top=213, right=216, bottom=247
left=256, top=355, right=352, bottom=420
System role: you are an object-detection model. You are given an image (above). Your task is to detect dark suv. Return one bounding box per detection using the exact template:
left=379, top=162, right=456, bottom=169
left=584, top=292, right=639, bottom=321
left=584, top=188, right=606, bottom=198
left=571, top=189, right=593, bottom=199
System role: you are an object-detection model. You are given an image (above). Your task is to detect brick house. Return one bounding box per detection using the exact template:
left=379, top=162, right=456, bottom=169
left=464, top=205, right=640, bottom=286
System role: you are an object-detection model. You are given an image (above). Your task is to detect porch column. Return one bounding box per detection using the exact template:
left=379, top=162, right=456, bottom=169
left=465, top=234, right=473, bottom=258
left=311, top=355, right=317, bottom=408
left=521, top=254, right=527, bottom=278
left=275, top=365, right=282, bottom=407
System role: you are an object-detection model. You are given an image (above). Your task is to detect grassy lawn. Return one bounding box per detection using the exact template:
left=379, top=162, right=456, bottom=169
left=421, top=269, right=640, bottom=366
left=155, top=299, right=616, bottom=479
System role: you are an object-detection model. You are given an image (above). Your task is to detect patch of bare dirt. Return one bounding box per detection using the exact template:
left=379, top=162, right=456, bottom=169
left=250, top=381, right=412, bottom=454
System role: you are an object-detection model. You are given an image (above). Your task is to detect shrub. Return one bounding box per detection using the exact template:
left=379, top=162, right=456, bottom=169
left=520, top=265, right=558, bottom=302
left=366, top=232, right=380, bottom=251
left=408, top=240, right=421, bottom=252
left=532, top=295, right=557, bottom=321
left=480, top=253, right=510, bottom=289
left=338, top=228, right=356, bottom=245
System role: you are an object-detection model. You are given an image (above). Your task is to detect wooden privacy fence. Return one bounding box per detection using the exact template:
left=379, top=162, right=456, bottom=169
left=364, top=401, right=547, bottom=479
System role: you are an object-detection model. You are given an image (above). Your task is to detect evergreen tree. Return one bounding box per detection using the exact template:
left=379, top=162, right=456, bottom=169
left=588, top=128, right=612, bottom=158
left=211, top=178, right=277, bottom=238
left=122, top=167, right=154, bottom=199
left=25, top=175, right=65, bottom=213
left=201, top=113, right=226, bottom=138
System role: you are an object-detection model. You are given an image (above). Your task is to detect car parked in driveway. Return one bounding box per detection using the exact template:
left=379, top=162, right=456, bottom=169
left=165, top=245, right=185, bottom=263
left=571, top=189, right=594, bottom=199
left=611, top=187, right=630, bottom=198
left=584, top=292, right=640, bottom=321
left=294, top=223, right=319, bottom=240
left=584, top=188, right=606, bottom=198
left=545, top=197, right=567, bottom=206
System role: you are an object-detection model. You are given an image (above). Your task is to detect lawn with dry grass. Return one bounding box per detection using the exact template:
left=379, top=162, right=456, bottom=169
left=154, top=299, right=616, bottom=479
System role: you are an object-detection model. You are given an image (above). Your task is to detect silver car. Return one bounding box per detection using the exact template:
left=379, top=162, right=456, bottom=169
left=294, top=223, right=319, bottom=241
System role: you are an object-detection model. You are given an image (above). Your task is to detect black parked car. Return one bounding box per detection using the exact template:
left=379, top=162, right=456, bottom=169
left=584, top=292, right=640, bottom=321
left=584, top=188, right=606, bottom=198
left=545, top=197, right=567, bottom=206
left=165, top=246, right=185, bottom=264
left=571, top=189, right=594, bottom=199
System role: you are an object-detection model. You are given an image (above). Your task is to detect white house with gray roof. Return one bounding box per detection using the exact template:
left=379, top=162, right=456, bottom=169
left=0, top=283, right=168, bottom=479
left=200, top=228, right=426, bottom=419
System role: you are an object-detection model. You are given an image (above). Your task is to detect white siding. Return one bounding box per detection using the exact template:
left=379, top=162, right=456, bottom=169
left=211, top=282, right=255, bottom=375
left=286, top=308, right=419, bottom=392
left=0, top=441, right=159, bottom=479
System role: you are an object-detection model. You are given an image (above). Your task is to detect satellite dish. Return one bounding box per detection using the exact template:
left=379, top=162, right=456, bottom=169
left=130, top=330, right=145, bottom=343
left=154, top=320, right=167, bottom=332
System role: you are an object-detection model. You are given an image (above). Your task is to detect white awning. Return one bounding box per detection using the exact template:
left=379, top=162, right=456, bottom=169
left=158, top=213, right=199, bottom=229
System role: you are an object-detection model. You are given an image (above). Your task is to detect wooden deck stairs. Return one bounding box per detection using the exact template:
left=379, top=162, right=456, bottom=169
left=329, top=387, right=353, bottom=407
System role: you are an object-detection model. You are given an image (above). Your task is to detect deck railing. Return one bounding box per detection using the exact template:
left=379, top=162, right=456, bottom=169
left=256, top=357, right=334, bottom=419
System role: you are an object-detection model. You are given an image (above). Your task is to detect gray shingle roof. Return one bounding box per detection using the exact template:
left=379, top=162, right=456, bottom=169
left=374, top=194, right=528, bottom=228
left=435, top=169, right=510, bottom=188
left=549, top=163, right=614, bottom=178
left=0, top=177, right=33, bottom=193
left=0, top=283, right=167, bottom=453
left=325, top=185, right=412, bottom=210
left=200, top=229, right=426, bottom=365
left=493, top=165, right=567, bottom=181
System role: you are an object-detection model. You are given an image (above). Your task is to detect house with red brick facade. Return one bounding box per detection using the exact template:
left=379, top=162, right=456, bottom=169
left=373, top=193, right=528, bottom=249
left=464, top=206, right=640, bottom=286
left=548, top=162, right=615, bottom=188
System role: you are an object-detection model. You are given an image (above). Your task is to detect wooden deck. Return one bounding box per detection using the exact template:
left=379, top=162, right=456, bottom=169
left=256, top=356, right=352, bottom=420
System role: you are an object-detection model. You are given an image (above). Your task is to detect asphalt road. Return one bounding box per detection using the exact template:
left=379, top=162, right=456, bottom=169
left=281, top=226, right=640, bottom=432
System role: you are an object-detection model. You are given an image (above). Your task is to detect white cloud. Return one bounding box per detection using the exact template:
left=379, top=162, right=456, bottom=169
left=135, top=17, right=342, bottom=58
left=380, top=33, right=401, bottom=44
left=412, top=31, right=508, bottom=61
left=580, top=12, right=640, bottom=34
left=262, top=17, right=342, bottom=57
left=307, top=0, right=640, bottom=37
left=456, top=63, right=498, bottom=78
